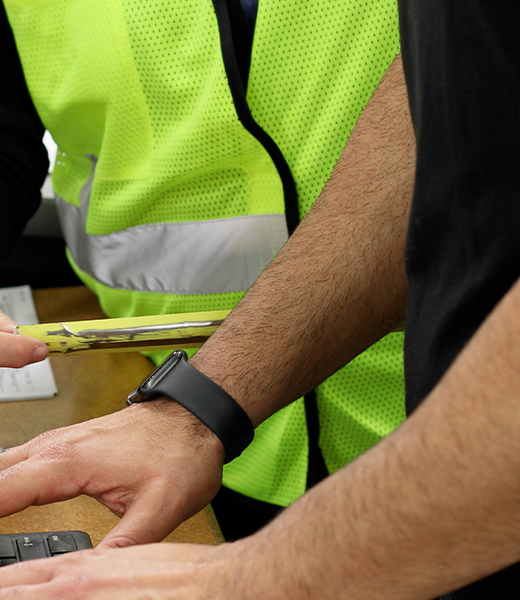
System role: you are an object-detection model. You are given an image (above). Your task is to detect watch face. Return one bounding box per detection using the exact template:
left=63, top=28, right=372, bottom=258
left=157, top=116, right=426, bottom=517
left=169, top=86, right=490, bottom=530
left=140, top=350, right=185, bottom=394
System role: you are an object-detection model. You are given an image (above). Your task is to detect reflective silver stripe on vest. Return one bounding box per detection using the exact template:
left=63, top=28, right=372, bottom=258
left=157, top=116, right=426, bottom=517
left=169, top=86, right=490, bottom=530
left=55, top=173, right=288, bottom=295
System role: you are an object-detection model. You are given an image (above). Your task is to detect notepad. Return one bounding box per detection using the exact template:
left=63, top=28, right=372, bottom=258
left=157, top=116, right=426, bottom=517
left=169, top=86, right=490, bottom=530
left=0, top=286, right=57, bottom=401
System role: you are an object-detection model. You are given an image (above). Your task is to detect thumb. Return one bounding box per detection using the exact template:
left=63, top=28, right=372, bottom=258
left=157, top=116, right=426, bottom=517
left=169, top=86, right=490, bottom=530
left=0, top=331, right=48, bottom=367
left=96, top=485, right=186, bottom=549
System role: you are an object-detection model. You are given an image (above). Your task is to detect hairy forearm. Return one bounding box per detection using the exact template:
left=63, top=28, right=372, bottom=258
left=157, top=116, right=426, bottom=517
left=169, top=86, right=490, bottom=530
left=233, top=277, right=520, bottom=600
left=192, top=54, right=415, bottom=426
left=5, top=285, right=520, bottom=598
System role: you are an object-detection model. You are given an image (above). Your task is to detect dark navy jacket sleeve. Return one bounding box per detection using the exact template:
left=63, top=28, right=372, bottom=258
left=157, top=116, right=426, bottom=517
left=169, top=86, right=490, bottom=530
left=0, top=1, right=49, bottom=261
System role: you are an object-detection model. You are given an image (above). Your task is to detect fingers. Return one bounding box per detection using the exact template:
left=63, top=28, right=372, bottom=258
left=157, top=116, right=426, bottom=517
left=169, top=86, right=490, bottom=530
left=0, top=449, right=80, bottom=517
left=0, top=542, right=235, bottom=599
left=0, top=555, right=57, bottom=588
left=0, top=432, right=83, bottom=517
left=0, top=583, right=48, bottom=600
left=0, top=310, right=16, bottom=334
left=0, top=311, right=48, bottom=368
left=0, top=331, right=48, bottom=367
left=0, top=551, right=95, bottom=599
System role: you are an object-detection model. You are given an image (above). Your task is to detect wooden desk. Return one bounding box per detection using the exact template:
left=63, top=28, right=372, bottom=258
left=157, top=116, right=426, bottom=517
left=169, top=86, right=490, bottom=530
left=0, top=287, right=223, bottom=546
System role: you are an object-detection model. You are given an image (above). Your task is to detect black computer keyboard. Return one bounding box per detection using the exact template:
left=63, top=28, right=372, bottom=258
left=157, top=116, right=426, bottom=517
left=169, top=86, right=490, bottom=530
left=0, top=531, right=92, bottom=566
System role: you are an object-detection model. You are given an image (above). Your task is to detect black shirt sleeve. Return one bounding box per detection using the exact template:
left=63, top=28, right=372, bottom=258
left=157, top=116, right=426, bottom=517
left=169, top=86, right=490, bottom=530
left=398, top=2, right=520, bottom=598
left=0, top=1, right=49, bottom=262
left=399, top=0, right=520, bottom=415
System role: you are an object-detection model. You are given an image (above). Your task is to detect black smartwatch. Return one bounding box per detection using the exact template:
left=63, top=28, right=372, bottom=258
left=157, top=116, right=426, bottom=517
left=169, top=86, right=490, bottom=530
left=127, top=350, right=254, bottom=462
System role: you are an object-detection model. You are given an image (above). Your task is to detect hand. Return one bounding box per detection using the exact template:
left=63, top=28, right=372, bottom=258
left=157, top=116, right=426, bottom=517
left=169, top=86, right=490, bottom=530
left=0, top=541, right=250, bottom=600
left=0, top=400, right=225, bottom=548
left=0, top=309, right=48, bottom=367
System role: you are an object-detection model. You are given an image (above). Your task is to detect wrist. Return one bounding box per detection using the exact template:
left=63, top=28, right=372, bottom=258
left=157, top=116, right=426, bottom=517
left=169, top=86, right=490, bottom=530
left=127, top=398, right=227, bottom=464
left=189, top=351, right=266, bottom=428
left=127, top=351, right=254, bottom=462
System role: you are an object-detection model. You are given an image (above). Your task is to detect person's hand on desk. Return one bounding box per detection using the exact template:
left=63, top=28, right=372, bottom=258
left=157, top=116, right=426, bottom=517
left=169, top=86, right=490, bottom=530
left=0, top=399, right=225, bottom=548
left=0, top=309, right=48, bottom=367
left=0, top=539, right=251, bottom=599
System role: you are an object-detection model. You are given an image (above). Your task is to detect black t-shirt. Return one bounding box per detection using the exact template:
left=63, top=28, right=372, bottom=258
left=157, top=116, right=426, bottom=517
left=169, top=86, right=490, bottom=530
left=399, top=1, right=520, bottom=598
left=0, top=2, right=48, bottom=262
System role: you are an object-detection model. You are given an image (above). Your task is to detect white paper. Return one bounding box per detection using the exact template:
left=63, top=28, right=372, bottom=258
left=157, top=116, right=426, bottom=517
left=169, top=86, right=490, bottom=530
left=0, top=286, right=58, bottom=401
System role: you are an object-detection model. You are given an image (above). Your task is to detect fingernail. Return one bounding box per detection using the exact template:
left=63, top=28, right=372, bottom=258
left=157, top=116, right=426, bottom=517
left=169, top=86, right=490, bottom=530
left=32, top=344, right=49, bottom=362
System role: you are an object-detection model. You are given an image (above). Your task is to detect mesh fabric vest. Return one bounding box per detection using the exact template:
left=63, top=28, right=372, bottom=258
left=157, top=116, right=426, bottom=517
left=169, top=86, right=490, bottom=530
left=5, top=0, right=404, bottom=506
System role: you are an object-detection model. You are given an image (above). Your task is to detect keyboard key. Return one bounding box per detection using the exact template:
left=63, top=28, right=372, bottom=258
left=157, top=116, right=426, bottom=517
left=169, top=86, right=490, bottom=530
left=47, top=533, right=77, bottom=555
left=0, top=531, right=92, bottom=562
left=16, top=535, right=47, bottom=561
left=0, top=558, right=17, bottom=567
left=0, top=537, right=15, bottom=558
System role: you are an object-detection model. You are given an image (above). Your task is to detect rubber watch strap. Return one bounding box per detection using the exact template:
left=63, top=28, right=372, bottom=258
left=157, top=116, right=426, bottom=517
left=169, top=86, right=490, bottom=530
left=127, top=350, right=254, bottom=462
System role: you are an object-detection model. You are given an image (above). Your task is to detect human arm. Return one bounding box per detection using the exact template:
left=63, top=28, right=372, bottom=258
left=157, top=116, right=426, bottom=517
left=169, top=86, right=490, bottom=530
left=191, top=53, right=414, bottom=425
left=0, top=53, right=414, bottom=548
left=3, top=276, right=520, bottom=599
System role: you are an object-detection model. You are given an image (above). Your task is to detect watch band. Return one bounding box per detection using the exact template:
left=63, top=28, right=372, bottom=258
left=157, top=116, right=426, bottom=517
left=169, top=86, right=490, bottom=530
left=127, top=350, right=254, bottom=462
